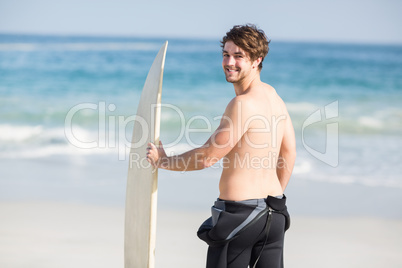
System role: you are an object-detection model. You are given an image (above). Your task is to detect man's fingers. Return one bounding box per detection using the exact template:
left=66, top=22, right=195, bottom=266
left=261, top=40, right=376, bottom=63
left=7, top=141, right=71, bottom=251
left=146, top=141, right=165, bottom=170
left=147, top=141, right=164, bottom=149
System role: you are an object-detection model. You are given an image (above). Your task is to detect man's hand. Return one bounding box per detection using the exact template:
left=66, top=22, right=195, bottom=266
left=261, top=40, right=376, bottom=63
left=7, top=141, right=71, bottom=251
left=146, top=141, right=167, bottom=169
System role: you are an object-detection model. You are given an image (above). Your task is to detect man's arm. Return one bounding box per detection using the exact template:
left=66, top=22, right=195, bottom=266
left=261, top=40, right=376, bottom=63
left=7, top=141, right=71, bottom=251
left=276, top=110, right=296, bottom=191
left=147, top=143, right=214, bottom=171
left=147, top=97, right=251, bottom=171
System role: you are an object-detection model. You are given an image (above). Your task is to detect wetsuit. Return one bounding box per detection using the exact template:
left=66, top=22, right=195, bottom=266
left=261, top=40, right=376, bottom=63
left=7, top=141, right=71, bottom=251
left=197, top=195, right=290, bottom=268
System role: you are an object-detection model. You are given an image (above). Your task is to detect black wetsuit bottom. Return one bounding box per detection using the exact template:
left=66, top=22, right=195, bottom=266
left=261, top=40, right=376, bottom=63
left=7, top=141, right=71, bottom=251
left=197, top=196, right=290, bottom=268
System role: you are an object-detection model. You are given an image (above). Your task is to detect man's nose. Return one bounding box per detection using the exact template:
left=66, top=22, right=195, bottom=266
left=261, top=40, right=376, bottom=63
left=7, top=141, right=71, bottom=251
left=224, top=56, right=235, bottom=66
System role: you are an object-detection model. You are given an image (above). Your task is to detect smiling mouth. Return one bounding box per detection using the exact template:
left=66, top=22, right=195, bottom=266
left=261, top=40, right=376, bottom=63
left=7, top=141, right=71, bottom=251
left=225, top=68, right=238, bottom=73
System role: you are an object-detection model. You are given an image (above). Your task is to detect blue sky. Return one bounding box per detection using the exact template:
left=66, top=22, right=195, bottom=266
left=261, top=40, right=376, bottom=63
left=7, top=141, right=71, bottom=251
left=1, top=0, right=401, bottom=44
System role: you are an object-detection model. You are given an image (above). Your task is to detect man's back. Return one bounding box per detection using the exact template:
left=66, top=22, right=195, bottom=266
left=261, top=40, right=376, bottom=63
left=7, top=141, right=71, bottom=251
left=219, top=82, right=293, bottom=201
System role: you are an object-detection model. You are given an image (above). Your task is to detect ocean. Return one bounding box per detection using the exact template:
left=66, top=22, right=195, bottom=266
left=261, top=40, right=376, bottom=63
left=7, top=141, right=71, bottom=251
left=1, top=34, right=401, bottom=216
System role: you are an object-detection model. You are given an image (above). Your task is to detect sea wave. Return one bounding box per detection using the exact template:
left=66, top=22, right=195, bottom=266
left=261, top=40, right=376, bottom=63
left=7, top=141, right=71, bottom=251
left=288, top=102, right=402, bottom=135
left=0, top=124, right=116, bottom=159
left=0, top=125, right=43, bottom=142
left=2, top=124, right=401, bottom=189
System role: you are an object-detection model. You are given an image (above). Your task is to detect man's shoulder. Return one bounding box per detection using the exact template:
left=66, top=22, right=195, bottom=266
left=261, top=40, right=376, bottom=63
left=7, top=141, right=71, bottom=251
left=259, top=83, right=287, bottom=109
left=227, top=95, right=256, bottom=113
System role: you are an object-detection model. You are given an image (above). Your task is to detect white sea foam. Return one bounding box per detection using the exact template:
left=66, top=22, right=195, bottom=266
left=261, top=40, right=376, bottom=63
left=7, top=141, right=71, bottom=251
left=0, top=144, right=117, bottom=159
left=292, top=160, right=311, bottom=174
left=2, top=124, right=401, bottom=189
left=358, top=116, right=383, bottom=129
left=0, top=124, right=119, bottom=159
left=354, top=107, right=402, bottom=133
left=0, top=125, right=43, bottom=142
left=285, top=102, right=402, bottom=135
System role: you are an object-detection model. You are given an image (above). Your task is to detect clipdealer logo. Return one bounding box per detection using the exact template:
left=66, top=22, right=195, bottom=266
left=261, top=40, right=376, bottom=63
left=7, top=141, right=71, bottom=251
left=301, top=101, right=339, bottom=167
left=64, top=100, right=339, bottom=167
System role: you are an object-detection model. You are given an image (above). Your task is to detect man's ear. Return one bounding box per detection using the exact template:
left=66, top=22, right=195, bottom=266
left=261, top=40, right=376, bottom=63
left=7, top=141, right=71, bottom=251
left=253, top=57, right=262, bottom=69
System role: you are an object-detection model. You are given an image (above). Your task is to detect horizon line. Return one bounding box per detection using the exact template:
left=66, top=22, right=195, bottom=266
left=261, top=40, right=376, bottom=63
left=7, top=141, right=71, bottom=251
left=1, top=31, right=402, bottom=47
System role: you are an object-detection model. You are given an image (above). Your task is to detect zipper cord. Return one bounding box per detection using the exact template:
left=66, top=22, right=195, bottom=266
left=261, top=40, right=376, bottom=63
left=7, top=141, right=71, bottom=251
left=252, top=208, right=273, bottom=268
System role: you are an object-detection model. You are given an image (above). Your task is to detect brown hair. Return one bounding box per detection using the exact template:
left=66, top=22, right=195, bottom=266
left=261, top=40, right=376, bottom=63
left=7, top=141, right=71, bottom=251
left=221, top=24, right=270, bottom=71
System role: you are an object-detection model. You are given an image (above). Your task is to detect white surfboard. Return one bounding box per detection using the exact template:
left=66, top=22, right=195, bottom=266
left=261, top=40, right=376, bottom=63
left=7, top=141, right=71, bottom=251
left=124, top=41, right=168, bottom=268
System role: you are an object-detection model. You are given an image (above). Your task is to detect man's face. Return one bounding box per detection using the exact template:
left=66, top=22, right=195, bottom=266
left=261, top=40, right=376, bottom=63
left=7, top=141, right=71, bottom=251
left=222, top=41, right=254, bottom=84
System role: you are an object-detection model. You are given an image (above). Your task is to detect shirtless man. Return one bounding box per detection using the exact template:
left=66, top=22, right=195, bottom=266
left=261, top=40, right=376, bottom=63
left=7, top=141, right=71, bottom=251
left=147, top=24, right=296, bottom=268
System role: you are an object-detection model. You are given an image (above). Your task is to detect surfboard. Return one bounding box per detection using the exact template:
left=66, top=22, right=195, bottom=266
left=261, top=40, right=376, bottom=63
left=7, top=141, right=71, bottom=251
left=124, top=41, right=168, bottom=268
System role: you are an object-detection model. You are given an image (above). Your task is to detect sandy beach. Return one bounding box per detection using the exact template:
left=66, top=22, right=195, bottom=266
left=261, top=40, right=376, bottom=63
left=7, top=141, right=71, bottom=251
left=2, top=157, right=402, bottom=267
left=1, top=201, right=401, bottom=268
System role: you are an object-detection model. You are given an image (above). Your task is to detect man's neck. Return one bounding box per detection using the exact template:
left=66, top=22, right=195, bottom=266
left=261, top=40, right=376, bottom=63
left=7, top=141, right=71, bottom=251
left=234, top=72, right=261, bottom=96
